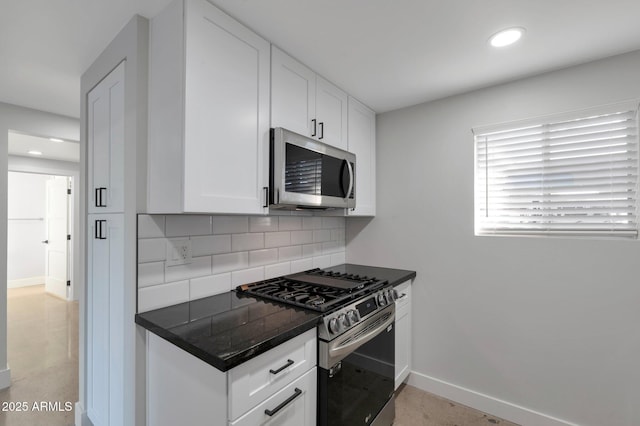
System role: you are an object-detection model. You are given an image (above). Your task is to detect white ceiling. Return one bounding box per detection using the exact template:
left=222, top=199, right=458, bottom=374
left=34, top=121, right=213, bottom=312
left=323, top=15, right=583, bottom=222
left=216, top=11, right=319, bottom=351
left=2, top=0, right=640, bottom=117
left=8, top=132, right=80, bottom=163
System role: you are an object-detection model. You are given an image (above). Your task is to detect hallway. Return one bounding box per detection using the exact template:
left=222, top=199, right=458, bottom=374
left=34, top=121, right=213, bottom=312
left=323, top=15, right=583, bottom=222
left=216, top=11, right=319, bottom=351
left=0, top=285, right=78, bottom=426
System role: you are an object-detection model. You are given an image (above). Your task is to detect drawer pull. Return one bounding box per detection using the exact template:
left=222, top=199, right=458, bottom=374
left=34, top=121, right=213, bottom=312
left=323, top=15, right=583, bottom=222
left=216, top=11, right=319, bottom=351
left=269, top=359, right=294, bottom=375
left=264, top=388, right=302, bottom=417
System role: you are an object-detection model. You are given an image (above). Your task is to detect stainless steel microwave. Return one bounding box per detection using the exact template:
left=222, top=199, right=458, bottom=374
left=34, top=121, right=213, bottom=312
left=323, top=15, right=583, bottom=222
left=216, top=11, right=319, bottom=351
left=270, top=127, right=356, bottom=210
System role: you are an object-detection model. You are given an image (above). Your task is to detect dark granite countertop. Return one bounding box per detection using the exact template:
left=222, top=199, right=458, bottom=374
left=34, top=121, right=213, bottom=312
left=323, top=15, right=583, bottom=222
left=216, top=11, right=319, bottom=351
left=324, top=263, right=416, bottom=287
left=135, top=291, right=321, bottom=372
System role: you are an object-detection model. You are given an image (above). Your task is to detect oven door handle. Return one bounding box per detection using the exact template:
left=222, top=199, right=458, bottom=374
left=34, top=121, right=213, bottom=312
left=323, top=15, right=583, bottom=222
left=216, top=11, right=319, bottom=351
left=328, top=306, right=395, bottom=361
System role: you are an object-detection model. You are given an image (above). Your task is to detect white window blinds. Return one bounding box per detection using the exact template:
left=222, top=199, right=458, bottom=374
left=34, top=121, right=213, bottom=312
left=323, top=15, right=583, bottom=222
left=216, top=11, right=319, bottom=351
left=474, top=101, right=639, bottom=237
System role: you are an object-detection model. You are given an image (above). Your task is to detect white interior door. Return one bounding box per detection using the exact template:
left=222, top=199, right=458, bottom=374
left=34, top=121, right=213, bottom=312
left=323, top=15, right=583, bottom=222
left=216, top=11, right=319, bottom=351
left=45, top=176, right=69, bottom=299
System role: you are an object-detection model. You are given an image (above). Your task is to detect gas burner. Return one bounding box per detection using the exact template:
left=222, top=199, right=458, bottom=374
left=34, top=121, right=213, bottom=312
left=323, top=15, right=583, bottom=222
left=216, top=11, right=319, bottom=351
left=236, top=269, right=388, bottom=313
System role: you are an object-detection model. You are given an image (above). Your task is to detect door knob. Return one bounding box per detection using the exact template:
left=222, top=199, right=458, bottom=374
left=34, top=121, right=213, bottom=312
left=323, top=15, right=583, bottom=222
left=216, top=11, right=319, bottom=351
left=42, top=240, right=49, bottom=244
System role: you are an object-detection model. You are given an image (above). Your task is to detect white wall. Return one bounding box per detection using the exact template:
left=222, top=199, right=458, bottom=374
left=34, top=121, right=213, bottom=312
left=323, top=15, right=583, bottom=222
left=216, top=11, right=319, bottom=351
left=346, top=50, right=640, bottom=426
left=7, top=172, right=51, bottom=285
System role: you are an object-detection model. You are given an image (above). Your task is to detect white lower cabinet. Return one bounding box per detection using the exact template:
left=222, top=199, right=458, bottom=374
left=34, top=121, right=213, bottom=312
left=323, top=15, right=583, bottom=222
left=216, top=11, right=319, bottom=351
left=230, top=368, right=316, bottom=426
left=87, top=214, right=125, bottom=425
left=394, top=280, right=412, bottom=389
left=146, top=328, right=317, bottom=426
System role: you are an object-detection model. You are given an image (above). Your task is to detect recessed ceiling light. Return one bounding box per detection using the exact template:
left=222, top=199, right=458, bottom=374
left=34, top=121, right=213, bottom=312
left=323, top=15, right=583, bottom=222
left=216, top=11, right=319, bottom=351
left=489, top=27, right=525, bottom=48
left=49, top=138, right=64, bottom=143
left=28, top=150, right=43, bottom=156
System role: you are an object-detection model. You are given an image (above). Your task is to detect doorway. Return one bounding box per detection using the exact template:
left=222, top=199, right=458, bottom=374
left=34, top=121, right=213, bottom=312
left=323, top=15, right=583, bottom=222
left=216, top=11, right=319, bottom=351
left=1, top=130, right=80, bottom=424
left=7, top=172, right=73, bottom=300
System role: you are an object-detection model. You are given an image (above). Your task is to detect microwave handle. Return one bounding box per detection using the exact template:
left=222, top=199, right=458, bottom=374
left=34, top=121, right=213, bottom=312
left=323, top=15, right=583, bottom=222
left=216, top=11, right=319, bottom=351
left=346, top=160, right=354, bottom=199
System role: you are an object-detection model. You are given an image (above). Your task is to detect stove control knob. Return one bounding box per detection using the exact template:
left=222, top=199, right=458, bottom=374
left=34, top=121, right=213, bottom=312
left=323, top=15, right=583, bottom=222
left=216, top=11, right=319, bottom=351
left=347, top=310, right=359, bottom=324
left=328, top=318, right=340, bottom=334
left=377, top=293, right=387, bottom=306
left=392, top=289, right=399, bottom=300
left=386, top=289, right=395, bottom=302
left=339, top=313, right=350, bottom=328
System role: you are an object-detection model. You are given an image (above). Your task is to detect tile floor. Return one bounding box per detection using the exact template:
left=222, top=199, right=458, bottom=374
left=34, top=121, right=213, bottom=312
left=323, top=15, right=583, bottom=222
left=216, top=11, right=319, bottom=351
left=0, top=285, right=78, bottom=426
left=0, top=285, right=517, bottom=426
left=395, top=383, right=520, bottom=426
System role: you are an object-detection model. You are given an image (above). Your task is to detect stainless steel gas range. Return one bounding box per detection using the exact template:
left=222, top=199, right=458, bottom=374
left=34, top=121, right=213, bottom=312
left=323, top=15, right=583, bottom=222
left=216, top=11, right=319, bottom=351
left=237, top=268, right=398, bottom=426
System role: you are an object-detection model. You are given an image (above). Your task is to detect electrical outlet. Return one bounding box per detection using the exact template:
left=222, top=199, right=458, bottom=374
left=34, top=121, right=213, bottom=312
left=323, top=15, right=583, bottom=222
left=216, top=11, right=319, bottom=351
left=165, top=238, right=192, bottom=267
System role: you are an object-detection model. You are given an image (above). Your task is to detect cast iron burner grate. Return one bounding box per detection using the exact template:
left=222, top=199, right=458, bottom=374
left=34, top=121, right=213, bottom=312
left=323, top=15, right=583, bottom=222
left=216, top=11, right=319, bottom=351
left=235, top=269, right=386, bottom=312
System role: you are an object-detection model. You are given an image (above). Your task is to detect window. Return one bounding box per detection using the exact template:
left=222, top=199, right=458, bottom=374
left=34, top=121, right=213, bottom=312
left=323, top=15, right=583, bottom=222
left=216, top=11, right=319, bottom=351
left=474, top=101, right=639, bottom=238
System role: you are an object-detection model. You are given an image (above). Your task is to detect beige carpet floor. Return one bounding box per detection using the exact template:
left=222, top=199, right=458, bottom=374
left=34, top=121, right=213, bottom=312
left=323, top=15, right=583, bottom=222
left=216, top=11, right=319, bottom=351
left=0, top=285, right=78, bottom=426
left=395, top=383, right=520, bottom=426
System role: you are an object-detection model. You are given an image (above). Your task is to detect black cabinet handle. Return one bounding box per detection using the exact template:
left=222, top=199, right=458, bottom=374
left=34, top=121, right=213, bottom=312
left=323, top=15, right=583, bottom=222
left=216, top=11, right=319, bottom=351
left=264, top=388, right=302, bottom=417
left=311, top=119, right=317, bottom=137
left=95, top=187, right=107, bottom=207
left=319, top=122, right=324, bottom=139
left=263, top=187, right=269, bottom=208
left=269, top=359, right=294, bottom=375
left=95, top=220, right=107, bottom=240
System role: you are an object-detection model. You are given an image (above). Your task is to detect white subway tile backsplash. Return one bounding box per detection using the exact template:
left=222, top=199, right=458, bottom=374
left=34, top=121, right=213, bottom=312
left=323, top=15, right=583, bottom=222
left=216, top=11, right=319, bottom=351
left=191, top=234, right=231, bottom=257
left=166, top=215, right=211, bottom=237
left=313, top=255, right=333, bottom=269
left=139, top=280, right=189, bottom=312
left=212, top=216, right=249, bottom=234
left=138, top=262, right=165, bottom=287
left=331, top=228, right=345, bottom=242
left=322, top=217, right=345, bottom=229
left=313, top=230, right=331, bottom=243
left=279, top=245, right=302, bottom=261
left=190, top=273, right=231, bottom=300
left=138, top=215, right=165, bottom=238
left=165, top=256, right=212, bottom=282
left=265, top=231, right=291, bottom=248
left=232, top=233, right=264, bottom=252
left=249, top=216, right=278, bottom=232
left=249, top=248, right=279, bottom=267
left=321, top=241, right=341, bottom=254
left=291, top=258, right=314, bottom=273
left=331, top=252, right=346, bottom=266
left=302, top=217, right=322, bottom=230
left=138, top=213, right=346, bottom=309
left=290, top=230, right=313, bottom=245
left=278, top=216, right=302, bottom=231
left=265, top=262, right=291, bottom=279
left=212, top=252, right=249, bottom=275
left=232, top=267, right=264, bottom=286
left=302, top=243, right=322, bottom=257
left=138, top=239, right=167, bottom=263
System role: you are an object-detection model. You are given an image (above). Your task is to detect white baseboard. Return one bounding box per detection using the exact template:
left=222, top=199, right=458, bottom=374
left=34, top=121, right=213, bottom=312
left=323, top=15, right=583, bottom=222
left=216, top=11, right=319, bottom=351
left=8, top=276, right=44, bottom=289
left=75, top=402, right=93, bottom=426
left=0, top=366, right=11, bottom=390
left=407, top=371, right=579, bottom=426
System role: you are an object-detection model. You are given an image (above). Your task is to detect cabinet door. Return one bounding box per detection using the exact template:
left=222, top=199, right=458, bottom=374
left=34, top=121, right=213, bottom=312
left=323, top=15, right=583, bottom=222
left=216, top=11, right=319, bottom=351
left=347, top=97, right=376, bottom=216
left=87, top=214, right=125, bottom=425
left=87, top=61, right=125, bottom=213
left=315, top=76, right=348, bottom=150
left=183, top=0, right=270, bottom=214
left=271, top=46, right=316, bottom=138
left=394, top=281, right=412, bottom=390
left=230, top=368, right=317, bottom=426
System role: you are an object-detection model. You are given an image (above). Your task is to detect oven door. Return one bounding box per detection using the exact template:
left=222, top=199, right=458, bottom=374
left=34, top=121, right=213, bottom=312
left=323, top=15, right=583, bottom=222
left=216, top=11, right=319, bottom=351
left=319, top=304, right=395, bottom=426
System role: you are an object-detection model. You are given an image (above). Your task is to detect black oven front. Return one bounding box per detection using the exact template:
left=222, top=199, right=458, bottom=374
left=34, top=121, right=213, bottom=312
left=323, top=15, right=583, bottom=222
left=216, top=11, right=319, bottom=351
left=318, top=302, right=395, bottom=426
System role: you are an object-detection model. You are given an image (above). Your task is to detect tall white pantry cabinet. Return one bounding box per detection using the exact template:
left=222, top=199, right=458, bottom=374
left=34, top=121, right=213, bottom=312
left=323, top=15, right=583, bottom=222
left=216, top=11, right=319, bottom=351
left=86, top=62, right=127, bottom=426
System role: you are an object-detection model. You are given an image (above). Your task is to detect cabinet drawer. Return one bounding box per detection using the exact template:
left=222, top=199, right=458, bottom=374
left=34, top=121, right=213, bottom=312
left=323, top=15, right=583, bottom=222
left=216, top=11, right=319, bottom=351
left=228, top=328, right=317, bottom=420
left=230, top=368, right=317, bottom=426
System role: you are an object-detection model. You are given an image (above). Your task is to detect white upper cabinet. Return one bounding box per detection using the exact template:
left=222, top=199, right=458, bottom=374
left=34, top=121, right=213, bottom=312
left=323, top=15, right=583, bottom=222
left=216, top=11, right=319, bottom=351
left=147, top=0, right=270, bottom=214
left=271, top=46, right=348, bottom=150
left=347, top=97, right=376, bottom=216
left=87, top=61, right=125, bottom=214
